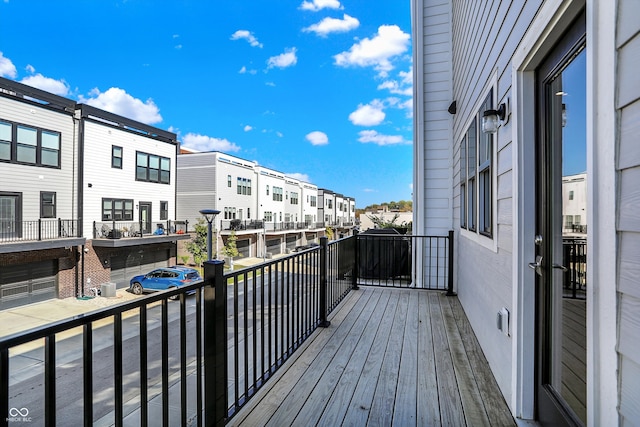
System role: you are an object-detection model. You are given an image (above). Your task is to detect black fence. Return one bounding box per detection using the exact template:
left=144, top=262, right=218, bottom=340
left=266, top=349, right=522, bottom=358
left=563, top=238, right=587, bottom=299
left=0, top=219, right=78, bottom=243
left=0, top=236, right=357, bottom=426
left=356, top=231, right=453, bottom=292
left=0, top=232, right=454, bottom=425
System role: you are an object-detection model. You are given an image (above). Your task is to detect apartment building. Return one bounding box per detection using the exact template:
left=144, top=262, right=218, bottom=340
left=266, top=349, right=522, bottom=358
left=0, top=77, right=186, bottom=308
left=177, top=151, right=355, bottom=259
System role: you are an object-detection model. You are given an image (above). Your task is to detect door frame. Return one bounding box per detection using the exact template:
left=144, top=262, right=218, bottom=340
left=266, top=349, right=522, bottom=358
left=139, top=201, right=152, bottom=234
left=511, top=0, right=617, bottom=423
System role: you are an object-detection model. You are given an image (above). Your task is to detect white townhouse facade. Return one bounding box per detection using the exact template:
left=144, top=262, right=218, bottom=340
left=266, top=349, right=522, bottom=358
left=413, top=0, right=638, bottom=425
left=77, top=105, right=187, bottom=289
left=562, top=173, right=587, bottom=234
left=0, top=78, right=186, bottom=308
left=0, top=77, right=85, bottom=308
left=317, top=189, right=335, bottom=225
left=177, top=151, right=354, bottom=259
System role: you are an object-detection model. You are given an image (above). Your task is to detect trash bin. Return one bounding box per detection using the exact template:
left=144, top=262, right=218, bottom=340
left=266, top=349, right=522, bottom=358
left=100, top=282, right=116, bottom=297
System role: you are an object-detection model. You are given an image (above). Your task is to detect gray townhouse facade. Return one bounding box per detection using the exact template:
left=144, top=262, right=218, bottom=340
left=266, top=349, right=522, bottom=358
left=0, top=77, right=188, bottom=309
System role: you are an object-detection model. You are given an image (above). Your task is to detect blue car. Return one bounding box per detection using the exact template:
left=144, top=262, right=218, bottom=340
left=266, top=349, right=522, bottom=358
left=129, top=266, right=202, bottom=299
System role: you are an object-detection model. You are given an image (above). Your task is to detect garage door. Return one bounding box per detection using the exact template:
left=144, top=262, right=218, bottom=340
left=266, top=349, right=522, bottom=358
left=0, top=260, right=57, bottom=309
left=111, top=249, right=169, bottom=288
left=286, top=235, right=298, bottom=250
left=236, top=239, right=250, bottom=258
left=266, top=238, right=281, bottom=255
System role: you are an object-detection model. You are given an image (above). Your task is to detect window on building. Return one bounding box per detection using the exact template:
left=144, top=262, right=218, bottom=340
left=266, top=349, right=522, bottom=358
left=266, top=185, right=269, bottom=195
left=0, top=192, right=22, bottom=237
left=160, top=201, right=168, bottom=220
left=112, top=146, right=123, bottom=169
left=565, top=215, right=574, bottom=227
left=574, top=215, right=581, bottom=225
left=273, top=187, right=283, bottom=201
left=228, top=175, right=232, bottom=187
left=310, top=196, right=317, bottom=207
left=460, top=91, right=493, bottom=238
left=569, top=190, right=574, bottom=200
left=40, top=192, right=56, bottom=218
left=290, top=192, right=299, bottom=205
left=102, top=198, right=134, bottom=221
left=0, top=119, right=61, bottom=167
left=224, top=207, right=237, bottom=220
left=136, top=151, right=170, bottom=184
left=264, top=211, right=273, bottom=222
left=237, top=177, right=251, bottom=195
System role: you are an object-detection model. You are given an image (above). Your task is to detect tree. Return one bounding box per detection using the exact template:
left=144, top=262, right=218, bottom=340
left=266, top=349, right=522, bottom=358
left=222, top=230, right=240, bottom=270
left=185, top=218, right=209, bottom=267
left=325, top=227, right=334, bottom=241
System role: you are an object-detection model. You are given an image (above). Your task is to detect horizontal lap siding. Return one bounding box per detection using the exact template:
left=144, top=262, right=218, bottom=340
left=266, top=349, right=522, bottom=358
left=0, top=97, right=77, bottom=221
left=176, top=153, right=217, bottom=227
left=449, top=0, right=542, bottom=403
left=422, top=0, right=453, bottom=236
left=616, top=0, right=640, bottom=423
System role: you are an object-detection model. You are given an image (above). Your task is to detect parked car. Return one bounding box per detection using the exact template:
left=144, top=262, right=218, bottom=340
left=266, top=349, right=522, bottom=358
left=129, top=266, right=202, bottom=299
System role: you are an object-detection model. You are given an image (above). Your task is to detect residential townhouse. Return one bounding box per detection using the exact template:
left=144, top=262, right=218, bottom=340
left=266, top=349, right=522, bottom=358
left=177, top=151, right=355, bottom=259
left=0, top=78, right=84, bottom=309
left=0, top=77, right=187, bottom=308
left=412, top=0, right=637, bottom=425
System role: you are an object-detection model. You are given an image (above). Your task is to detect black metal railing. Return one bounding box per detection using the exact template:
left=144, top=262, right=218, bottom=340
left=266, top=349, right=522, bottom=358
left=93, top=219, right=188, bottom=239
left=356, top=231, right=453, bottom=292
left=0, top=219, right=78, bottom=243
left=0, top=235, right=358, bottom=426
left=563, top=237, right=587, bottom=299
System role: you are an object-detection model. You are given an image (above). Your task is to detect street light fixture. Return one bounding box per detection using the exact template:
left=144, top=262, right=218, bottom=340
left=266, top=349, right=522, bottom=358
left=199, top=209, right=220, bottom=261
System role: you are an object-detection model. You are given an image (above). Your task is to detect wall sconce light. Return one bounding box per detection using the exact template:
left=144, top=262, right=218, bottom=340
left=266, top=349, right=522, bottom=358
left=482, top=103, right=507, bottom=134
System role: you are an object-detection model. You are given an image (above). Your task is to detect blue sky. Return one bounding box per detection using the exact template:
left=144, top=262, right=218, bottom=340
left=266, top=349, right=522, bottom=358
left=0, top=0, right=413, bottom=208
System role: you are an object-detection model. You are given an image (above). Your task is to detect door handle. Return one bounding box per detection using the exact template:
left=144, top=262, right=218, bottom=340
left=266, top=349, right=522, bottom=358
left=528, top=255, right=543, bottom=276
left=552, top=263, right=568, bottom=272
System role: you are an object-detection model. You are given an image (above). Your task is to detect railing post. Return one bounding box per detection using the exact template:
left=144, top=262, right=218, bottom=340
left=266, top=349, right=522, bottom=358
left=446, top=230, right=457, bottom=296
left=58, top=218, right=62, bottom=238
left=38, top=218, right=42, bottom=241
left=93, top=221, right=97, bottom=239
left=139, top=220, right=143, bottom=237
left=319, top=236, right=330, bottom=327
left=352, top=230, right=359, bottom=290
left=185, top=219, right=189, bottom=233
left=203, top=260, right=227, bottom=426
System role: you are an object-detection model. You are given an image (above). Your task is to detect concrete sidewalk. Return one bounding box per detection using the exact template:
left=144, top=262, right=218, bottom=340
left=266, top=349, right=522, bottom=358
left=0, top=256, right=273, bottom=339
left=0, top=287, right=142, bottom=339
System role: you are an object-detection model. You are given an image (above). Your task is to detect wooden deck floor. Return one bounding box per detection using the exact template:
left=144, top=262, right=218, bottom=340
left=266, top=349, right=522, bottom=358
left=228, top=286, right=515, bottom=427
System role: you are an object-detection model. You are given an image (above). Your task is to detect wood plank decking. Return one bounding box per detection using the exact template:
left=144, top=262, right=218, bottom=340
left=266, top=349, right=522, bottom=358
left=228, top=286, right=515, bottom=427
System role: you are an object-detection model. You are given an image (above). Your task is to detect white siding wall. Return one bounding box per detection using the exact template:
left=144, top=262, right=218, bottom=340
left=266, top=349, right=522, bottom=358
left=301, top=184, right=318, bottom=223
left=0, top=97, right=77, bottom=221
left=217, top=157, right=255, bottom=224
left=256, top=168, right=286, bottom=221
left=616, top=0, right=640, bottom=422
left=83, top=121, right=176, bottom=238
left=284, top=179, right=301, bottom=222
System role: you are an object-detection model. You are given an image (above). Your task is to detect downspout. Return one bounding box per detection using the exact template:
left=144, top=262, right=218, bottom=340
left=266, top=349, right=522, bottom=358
left=77, top=108, right=86, bottom=293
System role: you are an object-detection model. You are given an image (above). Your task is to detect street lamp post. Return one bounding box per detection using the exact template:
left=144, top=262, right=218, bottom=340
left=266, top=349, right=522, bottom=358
left=199, top=209, right=220, bottom=261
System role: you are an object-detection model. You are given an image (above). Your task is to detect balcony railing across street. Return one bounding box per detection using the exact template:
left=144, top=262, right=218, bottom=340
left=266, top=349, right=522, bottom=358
left=0, top=219, right=78, bottom=243
left=0, top=233, right=453, bottom=426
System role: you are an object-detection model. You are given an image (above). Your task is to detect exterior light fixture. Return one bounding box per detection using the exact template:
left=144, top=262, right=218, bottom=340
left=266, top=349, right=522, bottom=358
left=482, top=103, right=507, bottom=134
left=562, top=103, right=567, bottom=127
left=199, top=209, right=220, bottom=261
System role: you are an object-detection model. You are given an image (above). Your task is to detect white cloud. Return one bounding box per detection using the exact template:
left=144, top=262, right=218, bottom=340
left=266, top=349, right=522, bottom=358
left=358, top=130, right=409, bottom=146
left=79, top=87, right=162, bottom=124
left=265, top=81, right=276, bottom=87
left=175, top=44, right=183, bottom=50
left=244, top=125, right=253, bottom=132
left=20, top=74, right=70, bottom=97
left=286, top=172, right=311, bottom=182
left=181, top=133, right=241, bottom=152
left=399, top=98, right=413, bottom=118
left=25, top=64, right=35, bottom=73
left=334, top=25, right=410, bottom=77
left=239, top=66, right=257, bottom=75
left=0, top=51, right=17, bottom=78
left=377, top=66, right=413, bottom=95
left=305, top=131, right=329, bottom=146
left=299, top=0, right=342, bottom=11
left=267, top=48, right=298, bottom=69
left=363, top=188, right=376, bottom=193
left=230, top=30, right=263, bottom=48
left=349, top=100, right=385, bottom=126
left=303, top=14, right=359, bottom=37
left=276, top=131, right=284, bottom=137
